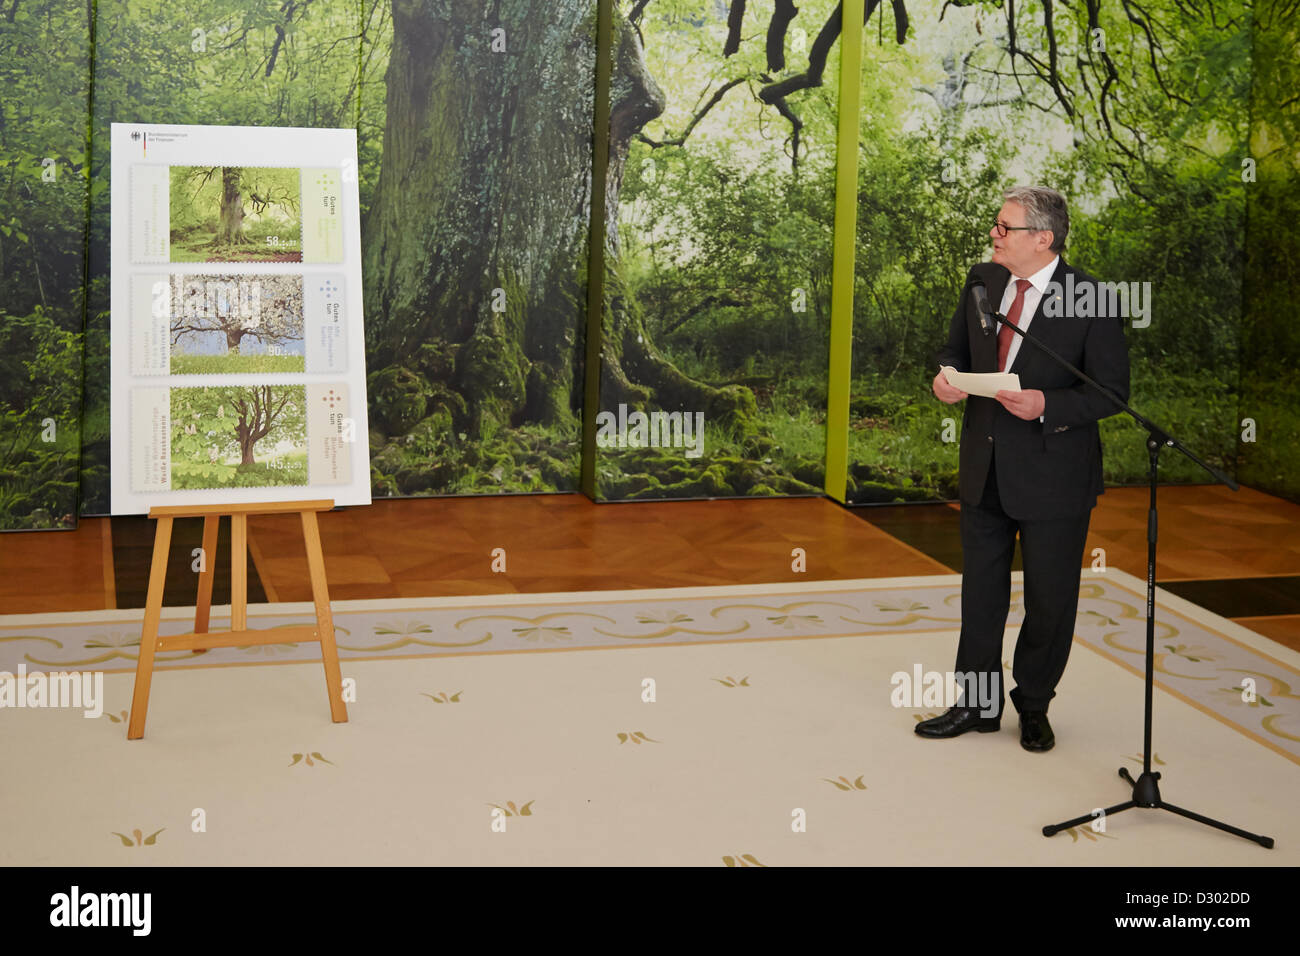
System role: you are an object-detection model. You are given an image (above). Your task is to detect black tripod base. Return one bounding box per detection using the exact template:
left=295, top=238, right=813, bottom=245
left=1042, top=767, right=1274, bottom=848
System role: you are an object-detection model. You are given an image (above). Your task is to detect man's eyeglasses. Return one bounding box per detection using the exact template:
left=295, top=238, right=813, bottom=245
left=993, top=220, right=1037, bottom=237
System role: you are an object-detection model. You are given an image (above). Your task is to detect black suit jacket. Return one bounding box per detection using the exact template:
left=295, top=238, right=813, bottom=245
left=936, top=258, right=1130, bottom=520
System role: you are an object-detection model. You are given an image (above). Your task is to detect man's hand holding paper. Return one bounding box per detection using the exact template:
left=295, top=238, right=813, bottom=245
left=939, top=365, right=1020, bottom=399
left=938, top=366, right=1044, bottom=421
left=993, top=387, right=1045, bottom=421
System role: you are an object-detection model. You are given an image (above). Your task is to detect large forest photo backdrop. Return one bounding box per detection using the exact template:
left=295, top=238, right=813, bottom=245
left=0, top=0, right=1296, bottom=530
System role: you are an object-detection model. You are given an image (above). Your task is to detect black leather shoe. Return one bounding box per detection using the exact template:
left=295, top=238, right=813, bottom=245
left=915, top=706, right=1001, bottom=738
left=1019, top=710, right=1055, bottom=752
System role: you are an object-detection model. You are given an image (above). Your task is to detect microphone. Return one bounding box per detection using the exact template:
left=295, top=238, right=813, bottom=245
left=970, top=279, right=998, bottom=337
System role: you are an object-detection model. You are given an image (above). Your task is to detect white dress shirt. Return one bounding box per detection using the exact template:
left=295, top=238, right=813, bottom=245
left=999, top=254, right=1059, bottom=372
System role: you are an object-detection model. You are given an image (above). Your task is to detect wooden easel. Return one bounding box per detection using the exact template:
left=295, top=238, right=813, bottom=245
left=127, top=499, right=348, bottom=739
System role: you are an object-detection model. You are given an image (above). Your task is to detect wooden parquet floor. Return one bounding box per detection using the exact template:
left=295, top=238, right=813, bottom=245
left=2, top=485, right=1297, bottom=652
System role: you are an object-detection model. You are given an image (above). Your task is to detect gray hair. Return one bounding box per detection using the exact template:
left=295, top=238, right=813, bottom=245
left=1002, top=185, right=1069, bottom=252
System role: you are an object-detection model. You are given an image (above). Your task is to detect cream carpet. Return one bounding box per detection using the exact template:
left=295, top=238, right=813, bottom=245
left=2, top=570, right=1296, bottom=865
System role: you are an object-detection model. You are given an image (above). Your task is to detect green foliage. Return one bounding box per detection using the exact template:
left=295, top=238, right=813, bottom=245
left=623, top=144, right=835, bottom=379
left=0, top=0, right=91, bottom=526
left=1237, top=3, right=1300, bottom=496
left=170, top=353, right=304, bottom=374
left=0, top=0, right=92, bottom=327
left=369, top=420, right=580, bottom=497
left=1059, top=160, right=1244, bottom=375
left=1101, top=365, right=1238, bottom=486
left=851, top=126, right=1008, bottom=377
left=170, top=385, right=307, bottom=480
left=0, top=307, right=83, bottom=527
left=172, top=453, right=308, bottom=489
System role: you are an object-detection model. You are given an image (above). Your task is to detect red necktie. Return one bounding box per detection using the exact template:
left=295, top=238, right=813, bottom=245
left=997, top=278, right=1033, bottom=372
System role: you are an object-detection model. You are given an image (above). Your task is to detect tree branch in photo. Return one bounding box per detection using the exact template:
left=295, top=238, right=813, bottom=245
left=662, top=295, right=748, bottom=336
left=724, top=0, right=747, bottom=57
left=766, top=0, right=799, bottom=71
left=758, top=0, right=883, bottom=103
left=637, top=77, right=747, bottom=148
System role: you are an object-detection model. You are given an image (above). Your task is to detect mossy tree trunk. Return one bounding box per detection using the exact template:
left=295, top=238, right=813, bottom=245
left=364, top=0, right=752, bottom=444
left=218, top=167, right=245, bottom=244
left=598, top=12, right=756, bottom=429
left=365, top=0, right=602, bottom=437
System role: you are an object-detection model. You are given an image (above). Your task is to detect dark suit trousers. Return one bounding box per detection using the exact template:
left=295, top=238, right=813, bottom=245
left=954, top=452, right=1093, bottom=715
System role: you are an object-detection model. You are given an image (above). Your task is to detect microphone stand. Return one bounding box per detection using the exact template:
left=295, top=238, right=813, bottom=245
left=986, top=306, right=1273, bottom=849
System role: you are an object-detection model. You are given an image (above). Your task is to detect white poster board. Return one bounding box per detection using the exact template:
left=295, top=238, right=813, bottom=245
left=109, top=123, right=370, bottom=514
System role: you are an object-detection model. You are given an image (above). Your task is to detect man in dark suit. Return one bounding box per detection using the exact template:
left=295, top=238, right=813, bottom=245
left=916, top=185, right=1130, bottom=752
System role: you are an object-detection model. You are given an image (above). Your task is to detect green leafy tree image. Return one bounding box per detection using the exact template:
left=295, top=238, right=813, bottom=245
left=0, top=308, right=83, bottom=527
left=170, top=385, right=308, bottom=489
left=169, top=165, right=301, bottom=261
left=1240, top=0, right=1300, bottom=499
left=0, top=0, right=91, bottom=528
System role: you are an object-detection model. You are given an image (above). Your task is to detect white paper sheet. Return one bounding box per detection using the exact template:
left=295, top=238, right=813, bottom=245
left=940, top=366, right=1021, bottom=399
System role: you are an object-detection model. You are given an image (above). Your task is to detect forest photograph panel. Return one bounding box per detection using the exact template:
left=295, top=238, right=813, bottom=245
left=20, top=0, right=1297, bottom=518
left=0, top=0, right=90, bottom=530
left=360, top=0, right=597, bottom=499
left=170, top=385, right=308, bottom=490
left=169, top=275, right=306, bottom=374
left=593, top=0, right=844, bottom=501
left=841, top=0, right=1252, bottom=503
left=1239, top=0, right=1300, bottom=501
left=168, top=165, right=302, bottom=262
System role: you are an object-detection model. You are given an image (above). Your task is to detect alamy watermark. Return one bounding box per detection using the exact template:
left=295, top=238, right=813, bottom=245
left=0, top=664, right=104, bottom=718
left=595, top=404, right=705, bottom=458
left=1042, top=274, right=1152, bottom=328
left=50, top=886, right=150, bottom=936
left=890, top=665, right=1000, bottom=718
